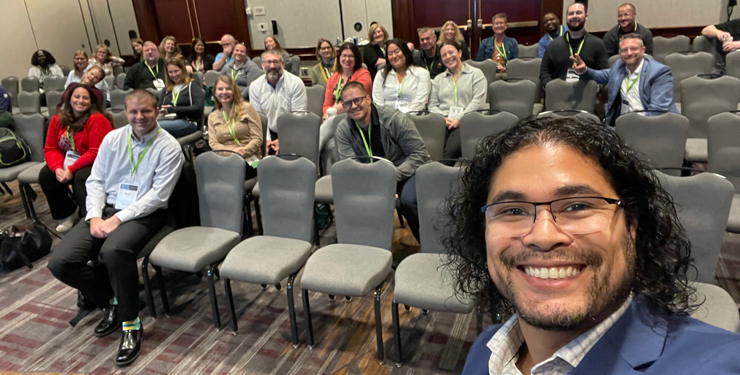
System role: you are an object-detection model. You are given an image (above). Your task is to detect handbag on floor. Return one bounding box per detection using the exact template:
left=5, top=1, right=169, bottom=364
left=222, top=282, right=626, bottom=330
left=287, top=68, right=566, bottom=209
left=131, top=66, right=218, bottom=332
left=0, top=220, right=52, bottom=272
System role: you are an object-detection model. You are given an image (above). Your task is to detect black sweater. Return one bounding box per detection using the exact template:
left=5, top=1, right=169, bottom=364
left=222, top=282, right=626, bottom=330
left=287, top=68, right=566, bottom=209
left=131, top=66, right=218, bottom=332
left=123, top=59, right=165, bottom=90
left=539, top=31, right=608, bottom=89
left=363, top=44, right=385, bottom=81
left=158, top=81, right=205, bottom=124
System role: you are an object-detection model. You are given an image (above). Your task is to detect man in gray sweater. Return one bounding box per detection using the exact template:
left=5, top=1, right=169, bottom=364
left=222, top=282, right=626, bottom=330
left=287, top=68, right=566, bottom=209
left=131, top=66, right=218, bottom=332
left=334, top=81, right=431, bottom=241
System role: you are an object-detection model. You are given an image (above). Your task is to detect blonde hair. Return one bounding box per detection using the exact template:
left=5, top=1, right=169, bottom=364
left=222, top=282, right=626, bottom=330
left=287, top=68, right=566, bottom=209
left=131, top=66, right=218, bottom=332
left=493, top=13, right=508, bottom=24
left=368, top=23, right=389, bottom=45
left=437, top=21, right=465, bottom=46
left=315, top=38, right=336, bottom=61
left=213, top=75, right=246, bottom=124
left=159, top=36, right=183, bottom=59
left=72, top=50, right=89, bottom=78
left=264, top=36, right=287, bottom=55
left=94, top=45, right=113, bottom=62
left=163, top=57, right=194, bottom=92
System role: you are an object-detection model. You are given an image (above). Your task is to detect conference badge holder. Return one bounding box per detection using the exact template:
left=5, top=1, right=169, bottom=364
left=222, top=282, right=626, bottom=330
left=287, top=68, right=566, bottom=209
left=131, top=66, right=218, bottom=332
left=115, top=184, right=139, bottom=210
left=63, top=151, right=80, bottom=169
left=153, top=79, right=165, bottom=90
left=395, top=101, right=410, bottom=113
left=566, top=69, right=580, bottom=83
left=448, top=106, right=464, bottom=120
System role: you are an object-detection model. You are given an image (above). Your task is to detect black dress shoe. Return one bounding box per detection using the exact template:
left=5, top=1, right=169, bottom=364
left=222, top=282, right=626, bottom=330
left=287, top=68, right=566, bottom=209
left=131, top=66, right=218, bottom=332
left=94, top=305, right=120, bottom=337
left=115, top=327, right=143, bottom=366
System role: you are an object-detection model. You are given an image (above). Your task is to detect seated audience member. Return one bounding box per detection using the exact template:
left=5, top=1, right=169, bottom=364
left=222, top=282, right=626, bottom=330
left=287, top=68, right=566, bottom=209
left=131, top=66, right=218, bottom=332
left=65, top=50, right=91, bottom=88
left=186, top=38, right=214, bottom=80
left=572, top=34, right=678, bottom=126
left=91, top=45, right=125, bottom=77
left=159, top=35, right=183, bottom=61
left=310, top=38, right=337, bottom=86
left=249, top=50, right=307, bottom=155
left=413, top=27, right=446, bottom=79
left=540, top=2, right=607, bottom=89
left=372, top=39, right=431, bottom=113
left=476, top=13, right=519, bottom=75
left=429, top=41, right=487, bottom=160
left=702, top=17, right=740, bottom=68
left=47, top=89, right=183, bottom=367
left=41, top=84, right=113, bottom=233
left=131, top=38, right=144, bottom=62
left=213, top=34, right=236, bottom=71
left=448, top=117, right=740, bottom=375
left=363, top=23, right=390, bottom=80
left=264, top=36, right=293, bottom=73
left=220, top=42, right=263, bottom=99
left=209, top=76, right=262, bottom=179
left=603, top=3, right=654, bottom=57
left=158, top=58, right=204, bottom=138
left=323, top=43, right=372, bottom=119
left=335, top=81, right=430, bottom=241
left=439, top=21, right=471, bottom=61
left=123, top=41, right=165, bottom=90
left=28, top=50, right=64, bottom=103
left=64, top=52, right=109, bottom=102
left=60, top=67, right=106, bottom=107
left=538, top=13, right=569, bottom=58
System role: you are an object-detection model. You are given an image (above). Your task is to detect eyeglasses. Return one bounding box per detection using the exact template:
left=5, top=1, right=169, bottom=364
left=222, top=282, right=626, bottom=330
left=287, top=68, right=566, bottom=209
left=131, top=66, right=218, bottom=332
left=320, top=47, right=333, bottom=51
left=263, top=59, right=283, bottom=66
left=481, top=196, right=622, bottom=237
left=342, top=96, right=366, bottom=108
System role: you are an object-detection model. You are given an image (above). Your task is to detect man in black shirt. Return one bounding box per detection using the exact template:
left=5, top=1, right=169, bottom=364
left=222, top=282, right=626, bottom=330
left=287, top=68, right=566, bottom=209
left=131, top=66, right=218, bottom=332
left=602, top=3, right=653, bottom=56
left=540, top=2, right=608, bottom=89
left=123, top=41, right=165, bottom=90
left=701, top=18, right=740, bottom=65
left=413, top=28, right=446, bottom=79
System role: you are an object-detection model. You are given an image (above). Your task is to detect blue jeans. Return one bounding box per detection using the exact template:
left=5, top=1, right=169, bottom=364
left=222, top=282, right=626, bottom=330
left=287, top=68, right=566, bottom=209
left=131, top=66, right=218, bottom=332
left=159, top=119, right=197, bottom=138
left=397, top=175, right=419, bottom=242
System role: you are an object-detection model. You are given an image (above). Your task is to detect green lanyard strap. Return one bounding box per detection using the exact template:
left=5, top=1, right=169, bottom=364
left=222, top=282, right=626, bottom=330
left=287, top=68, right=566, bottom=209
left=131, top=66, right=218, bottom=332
left=223, top=111, right=241, bottom=145
left=566, top=34, right=586, bottom=57
left=333, top=77, right=344, bottom=103
left=145, top=62, right=159, bottom=79
left=355, top=123, right=373, bottom=162
left=66, top=129, right=75, bottom=152
left=127, top=128, right=161, bottom=177
left=231, top=69, right=241, bottom=81
left=625, top=73, right=640, bottom=94
left=495, top=43, right=507, bottom=61
left=397, top=74, right=407, bottom=98
left=548, top=25, right=564, bottom=41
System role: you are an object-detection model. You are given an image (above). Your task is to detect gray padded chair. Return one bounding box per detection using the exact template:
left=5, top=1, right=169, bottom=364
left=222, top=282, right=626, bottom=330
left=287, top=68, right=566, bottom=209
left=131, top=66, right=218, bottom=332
left=615, top=112, right=689, bottom=172
left=290, top=56, right=301, bottom=76
left=60, top=65, right=71, bottom=77
left=653, top=36, right=691, bottom=63
left=544, top=79, right=598, bottom=113
left=192, top=71, right=204, bottom=87
left=43, top=76, right=66, bottom=92
left=4, top=114, right=45, bottom=217
left=466, top=60, right=497, bottom=86
left=306, top=85, right=325, bottom=117
left=608, top=54, right=621, bottom=68
left=518, top=44, right=538, bottom=59
left=706, top=112, right=740, bottom=232
left=278, top=112, right=322, bottom=166
left=507, top=58, right=542, bottom=103
left=109, top=89, right=130, bottom=113
left=459, top=111, right=519, bottom=161
left=689, top=282, right=740, bottom=332
left=115, top=73, right=126, bottom=89
left=726, top=51, right=740, bottom=81
left=18, top=92, right=40, bottom=114
left=408, top=113, right=447, bottom=161
left=21, top=77, right=39, bottom=92
left=103, top=76, right=115, bottom=94
left=112, top=111, right=128, bottom=128
left=204, top=70, right=220, bottom=89
left=657, top=171, right=734, bottom=284
left=45, top=91, right=63, bottom=118
left=392, top=162, right=473, bottom=365
left=692, top=36, right=714, bottom=54
left=219, top=156, right=315, bottom=344
left=488, top=80, right=539, bottom=120
left=681, top=75, right=740, bottom=163
left=2, top=76, right=19, bottom=108
left=148, top=152, right=246, bottom=327
left=252, top=56, right=262, bottom=68
left=146, top=88, right=162, bottom=100
left=300, top=158, right=396, bottom=362
left=665, top=52, right=715, bottom=104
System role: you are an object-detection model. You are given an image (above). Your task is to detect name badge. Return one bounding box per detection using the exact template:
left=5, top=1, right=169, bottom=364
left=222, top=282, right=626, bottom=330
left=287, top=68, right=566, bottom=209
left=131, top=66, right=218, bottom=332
left=245, top=155, right=259, bottom=169
left=566, top=69, right=580, bottom=83
left=448, top=106, right=464, bottom=120
left=63, top=151, right=81, bottom=169
left=395, top=101, right=410, bottom=113
left=115, top=183, right=139, bottom=210
left=153, top=79, right=165, bottom=90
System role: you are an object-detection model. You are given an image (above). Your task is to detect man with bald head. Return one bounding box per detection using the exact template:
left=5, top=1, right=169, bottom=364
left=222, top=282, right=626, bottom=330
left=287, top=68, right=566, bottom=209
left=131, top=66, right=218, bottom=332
left=602, top=3, right=654, bottom=56
left=537, top=13, right=568, bottom=58
left=123, top=41, right=165, bottom=90
left=213, top=34, right=237, bottom=71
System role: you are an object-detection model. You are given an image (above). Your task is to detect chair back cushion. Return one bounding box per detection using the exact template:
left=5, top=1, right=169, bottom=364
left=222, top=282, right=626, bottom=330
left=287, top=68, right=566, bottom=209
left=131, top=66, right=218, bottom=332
left=680, top=75, right=740, bottom=138
left=459, top=111, right=519, bottom=160
left=276, top=112, right=321, bottom=166
left=195, top=152, right=246, bottom=233
left=417, top=162, right=461, bottom=254
left=489, top=80, right=536, bottom=120
left=409, top=113, right=446, bottom=161
left=259, top=155, right=316, bottom=242
left=615, top=112, right=689, bottom=170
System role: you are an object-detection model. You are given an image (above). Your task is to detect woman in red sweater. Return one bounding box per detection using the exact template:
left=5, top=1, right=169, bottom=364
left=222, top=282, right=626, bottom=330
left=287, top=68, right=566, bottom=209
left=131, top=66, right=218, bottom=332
left=39, top=84, right=113, bottom=233
left=322, top=42, right=372, bottom=119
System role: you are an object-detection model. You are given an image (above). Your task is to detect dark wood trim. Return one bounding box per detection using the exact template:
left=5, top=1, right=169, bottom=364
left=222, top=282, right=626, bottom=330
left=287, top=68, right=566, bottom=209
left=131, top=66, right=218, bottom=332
left=230, top=0, right=252, bottom=52
left=591, top=26, right=706, bottom=40
left=392, top=0, right=416, bottom=44
left=131, top=0, right=160, bottom=43
left=541, top=0, right=564, bottom=36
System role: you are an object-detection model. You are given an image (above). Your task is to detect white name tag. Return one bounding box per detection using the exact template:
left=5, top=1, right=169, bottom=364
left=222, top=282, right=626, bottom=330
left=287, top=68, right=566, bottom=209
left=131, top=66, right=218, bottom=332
left=153, top=79, right=165, bottom=90
left=448, top=106, right=464, bottom=120
left=566, top=69, right=580, bottom=83
left=63, top=151, right=80, bottom=169
left=245, top=155, right=259, bottom=169
left=395, top=101, right=410, bottom=113
left=115, top=183, right=139, bottom=210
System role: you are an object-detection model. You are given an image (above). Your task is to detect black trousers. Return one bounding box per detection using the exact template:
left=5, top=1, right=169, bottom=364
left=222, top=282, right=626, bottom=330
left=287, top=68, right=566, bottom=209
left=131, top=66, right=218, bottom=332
left=397, top=175, right=420, bottom=242
left=442, top=127, right=461, bottom=161
left=38, top=164, right=91, bottom=220
left=47, top=206, right=166, bottom=321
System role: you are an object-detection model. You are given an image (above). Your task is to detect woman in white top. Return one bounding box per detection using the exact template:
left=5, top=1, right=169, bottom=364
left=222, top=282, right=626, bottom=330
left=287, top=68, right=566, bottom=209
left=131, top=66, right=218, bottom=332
left=372, top=39, right=431, bottom=113
left=28, top=50, right=64, bottom=94
left=90, top=45, right=124, bottom=77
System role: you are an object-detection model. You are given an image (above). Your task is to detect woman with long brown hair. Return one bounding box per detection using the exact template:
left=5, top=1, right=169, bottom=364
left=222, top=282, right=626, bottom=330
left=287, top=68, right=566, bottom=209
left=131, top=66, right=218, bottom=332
left=158, top=58, right=204, bottom=137
left=159, top=36, right=183, bottom=60
left=310, top=38, right=336, bottom=86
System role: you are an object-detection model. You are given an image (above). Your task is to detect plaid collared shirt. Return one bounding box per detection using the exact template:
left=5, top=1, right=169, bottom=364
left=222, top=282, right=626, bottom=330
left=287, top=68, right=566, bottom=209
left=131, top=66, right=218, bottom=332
left=485, top=294, right=634, bottom=375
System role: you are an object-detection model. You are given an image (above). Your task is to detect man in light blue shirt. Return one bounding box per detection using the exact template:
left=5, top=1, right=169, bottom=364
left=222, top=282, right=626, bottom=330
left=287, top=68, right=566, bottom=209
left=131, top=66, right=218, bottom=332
left=538, top=13, right=568, bottom=58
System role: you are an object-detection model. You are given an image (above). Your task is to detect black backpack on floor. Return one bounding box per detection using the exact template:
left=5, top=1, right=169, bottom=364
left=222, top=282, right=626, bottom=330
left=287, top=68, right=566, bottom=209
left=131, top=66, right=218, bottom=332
left=0, top=128, right=30, bottom=168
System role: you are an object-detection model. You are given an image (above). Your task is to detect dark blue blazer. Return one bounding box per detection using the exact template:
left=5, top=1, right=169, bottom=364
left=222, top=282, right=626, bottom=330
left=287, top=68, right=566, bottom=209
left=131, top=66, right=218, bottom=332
left=461, top=296, right=740, bottom=375
left=585, top=57, right=679, bottom=126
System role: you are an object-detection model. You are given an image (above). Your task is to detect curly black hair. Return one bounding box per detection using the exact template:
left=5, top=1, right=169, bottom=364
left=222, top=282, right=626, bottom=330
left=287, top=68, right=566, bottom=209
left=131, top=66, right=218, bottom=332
left=443, top=116, right=696, bottom=319
left=31, top=50, right=56, bottom=66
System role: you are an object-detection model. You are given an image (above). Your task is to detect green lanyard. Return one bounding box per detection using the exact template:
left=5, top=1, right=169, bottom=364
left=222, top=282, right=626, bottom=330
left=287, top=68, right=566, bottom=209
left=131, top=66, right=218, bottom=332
left=566, top=34, right=585, bottom=57
left=127, top=128, right=161, bottom=177
left=548, top=25, right=564, bottom=41
left=397, top=74, right=407, bottom=98
left=625, top=73, right=640, bottom=94
left=195, top=60, right=201, bottom=72
left=495, top=43, right=507, bottom=61
left=66, top=129, right=75, bottom=152
left=355, top=123, right=373, bottom=162
left=380, top=48, right=385, bottom=55
left=333, top=77, right=344, bottom=103
left=223, top=111, right=240, bottom=145
left=145, top=62, right=158, bottom=79
left=231, top=69, right=241, bottom=81
left=171, top=85, right=185, bottom=107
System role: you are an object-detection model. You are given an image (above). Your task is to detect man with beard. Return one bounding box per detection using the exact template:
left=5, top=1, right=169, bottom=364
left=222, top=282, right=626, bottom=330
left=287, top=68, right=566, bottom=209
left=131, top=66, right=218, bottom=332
left=602, top=3, right=653, bottom=57
left=537, top=13, right=568, bottom=58
left=571, top=34, right=677, bottom=126
left=248, top=50, right=307, bottom=155
left=540, top=3, right=607, bottom=89
left=444, top=117, right=740, bottom=375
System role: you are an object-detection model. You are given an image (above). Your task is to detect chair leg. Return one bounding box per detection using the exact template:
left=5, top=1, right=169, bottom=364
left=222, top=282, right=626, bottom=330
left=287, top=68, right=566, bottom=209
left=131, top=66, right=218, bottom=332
left=19, top=183, right=38, bottom=219
left=153, top=265, right=170, bottom=315
left=286, top=272, right=300, bottom=347
left=18, top=183, right=31, bottom=219
left=243, top=197, right=254, bottom=236
left=392, top=300, right=402, bottom=366
left=374, top=285, right=385, bottom=363
left=1, top=182, right=13, bottom=195
left=476, top=306, right=484, bottom=335
left=254, top=198, right=264, bottom=234
left=141, top=257, right=156, bottom=318
left=207, top=265, right=222, bottom=329
left=224, top=278, right=238, bottom=333
left=302, top=289, right=314, bottom=348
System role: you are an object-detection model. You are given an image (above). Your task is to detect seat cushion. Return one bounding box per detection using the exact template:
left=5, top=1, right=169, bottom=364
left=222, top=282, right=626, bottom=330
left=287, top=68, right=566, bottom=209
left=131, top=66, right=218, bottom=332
left=532, top=103, right=543, bottom=116
left=149, top=227, right=240, bottom=272
left=244, top=176, right=258, bottom=193
left=219, top=236, right=312, bottom=284
left=16, top=162, right=46, bottom=184
left=177, top=130, right=203, bottom=146
left=0, top=162, right=39, bottom=182
left=394, top=253, right=474, bottom=314
left=727, top=194, right=740, bottom=233
left=689, top=282, right=740, bottom=332
left=314, top=175, right=333, bottom=204
left=301, top=244, right=392, bottom=297
left=684, top=138, right=707, bottom=163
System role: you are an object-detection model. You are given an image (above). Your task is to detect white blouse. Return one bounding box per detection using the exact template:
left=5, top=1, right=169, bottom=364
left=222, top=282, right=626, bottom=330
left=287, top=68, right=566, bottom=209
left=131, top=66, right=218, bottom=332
left=372, top=65, right=431, bottom=113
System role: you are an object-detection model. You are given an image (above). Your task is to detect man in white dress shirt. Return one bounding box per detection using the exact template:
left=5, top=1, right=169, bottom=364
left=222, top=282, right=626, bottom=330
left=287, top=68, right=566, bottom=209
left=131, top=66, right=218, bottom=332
left=47, top=89, right=184, bottom=367
left=249, top=50, right=307, bottom=155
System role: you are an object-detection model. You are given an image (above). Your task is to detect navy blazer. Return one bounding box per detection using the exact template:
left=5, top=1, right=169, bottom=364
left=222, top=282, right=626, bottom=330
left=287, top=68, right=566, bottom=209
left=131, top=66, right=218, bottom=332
left=585, top=57, right=679, bottom=126
left=461, top=295, right=740, bottom=375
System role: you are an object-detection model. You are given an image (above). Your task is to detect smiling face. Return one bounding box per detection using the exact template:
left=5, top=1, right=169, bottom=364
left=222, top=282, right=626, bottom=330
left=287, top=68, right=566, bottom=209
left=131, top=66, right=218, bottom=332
left=567, top=3, right=587, bottom=32
left=214, top=80, right=234, bottom=105
left=444, top=24, right=457, bottom=41
left=440, top=44, right=462, bottom=70
left=493, top=17, right=508, bottom=36
left=233, top=44, right=248, bottom=62
left=619, top=37, right=645, bottom=67
left=372, top=27, right=385, bottom=45
left=319, top=41, right=334, bottom=61
left=264, top=36, right=277, bottom=50
left=164, top=39, right=176, bottom=53
left=418, top=30, right=437, bottom=52
left=543, top=13, right=560, bottom=33
left=342, top=86, right=370, bottom=122
left=143, top=42, right=159, bottom=63
left=132, top=41, right=143, bottom=54
left=618, top=5, right=636, bottom=31
left=95, top=48, right=107, bottom=62
left=387, top=43, right=407, bottom=70
left=82, top=68, right=103, bottom=86
left=70, top=87, right=92, bottom=115
left=194, top=40, right=205, bottom=55
left=74, top=54, right=88, bottom=70
left=484, top=142, right=634, bottom=330
left=167, top=63, right=183, bottom=85
left=339, top=49, right=355, bottom=72
left=126, top=94, right=159, bottom=138
left=262, top=52, right=284, bottom=81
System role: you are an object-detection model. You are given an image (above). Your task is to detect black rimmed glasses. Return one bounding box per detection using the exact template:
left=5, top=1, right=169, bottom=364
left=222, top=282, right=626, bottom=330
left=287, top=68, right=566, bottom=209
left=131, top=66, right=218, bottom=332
left=481, top=197, right=623, bottom=237
left=342, top=96, right=366, bottom=109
